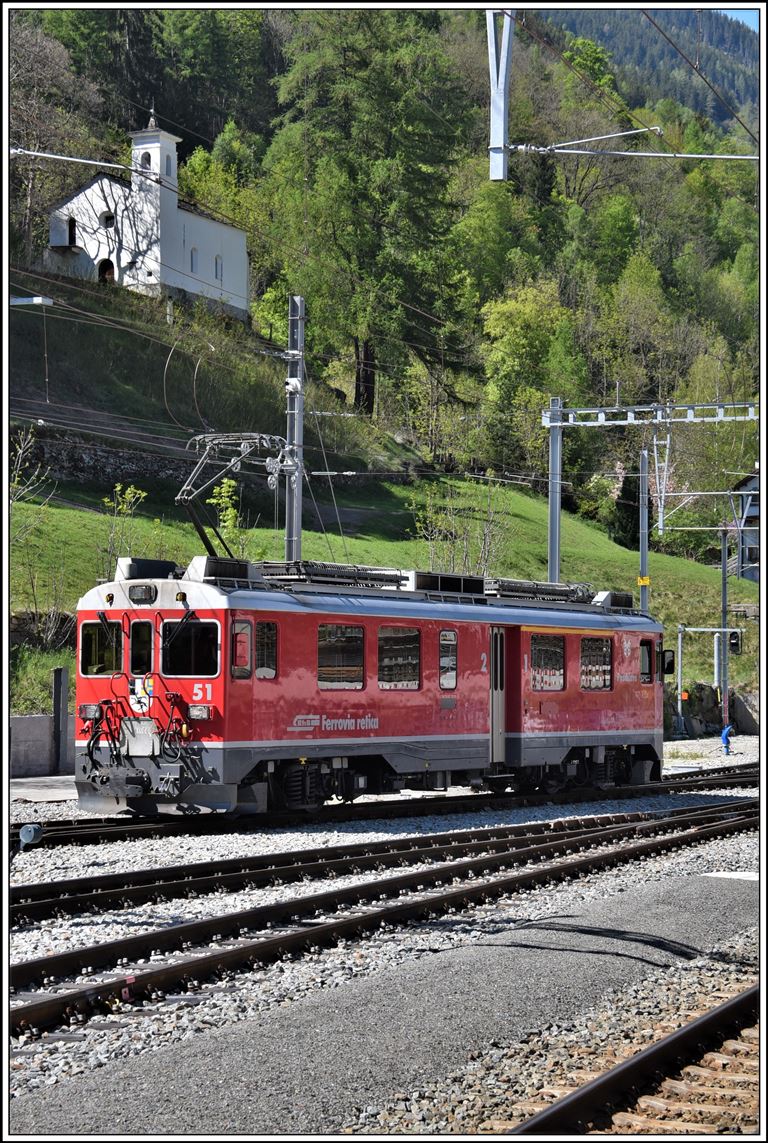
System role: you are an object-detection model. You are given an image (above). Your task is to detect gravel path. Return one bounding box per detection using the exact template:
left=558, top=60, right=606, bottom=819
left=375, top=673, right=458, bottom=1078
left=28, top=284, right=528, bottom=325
left=661, top=733, right=760, bottom=767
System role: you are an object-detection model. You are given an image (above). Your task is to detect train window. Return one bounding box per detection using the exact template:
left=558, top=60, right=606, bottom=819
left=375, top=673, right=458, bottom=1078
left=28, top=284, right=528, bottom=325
left=656, top=639, right=664, bottom=683
left=439, top=630, right=458, bottom=690
left=531, top=634, right=565, bottom=690
left=255, top=622, right=277, bottom=679
left=640, top=639, right=653, bottom=684
left=318, top=624, right=364, bottom=690
left=130, top=621, right=153, bottom=675
left=580, top=637, right=612, bottom=690
left=378, top=626, right=420, bottom=690
left=231, top=619, right=253, bottom=679
left=161, top=620, right=219, bottom=677
left=80, top=621, right=122, bottom=676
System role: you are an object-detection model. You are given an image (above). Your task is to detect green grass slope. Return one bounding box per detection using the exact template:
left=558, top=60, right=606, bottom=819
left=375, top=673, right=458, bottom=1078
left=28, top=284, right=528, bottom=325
left=11, top=475, right=758, bottom=701
left=9, top=268, right=417, bottom=478
left=9, top=275, right=758, bottom=706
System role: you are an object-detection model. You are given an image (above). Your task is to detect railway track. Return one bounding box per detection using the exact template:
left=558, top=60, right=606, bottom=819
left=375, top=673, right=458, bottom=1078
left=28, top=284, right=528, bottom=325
left=10, top=800, right=757, bottom=1040
left=661, top=762, right=759, bottom=782
left=10, top=800, right=756, bottom=923
left=10, top=766, right=758, bottom=851
left=509, top=985, right=759, bottom=1135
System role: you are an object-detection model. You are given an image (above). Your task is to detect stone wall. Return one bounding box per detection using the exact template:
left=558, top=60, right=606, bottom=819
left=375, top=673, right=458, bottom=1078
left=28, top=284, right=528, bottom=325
left=10, top=610, right=76, bottom=649
left=730, top=691, right=759, bottom=735
left=14, top=427, right=419, bottom=494
left=663, top=682, right=759, bottom=737
left=20, top=431, right=194, bottom=488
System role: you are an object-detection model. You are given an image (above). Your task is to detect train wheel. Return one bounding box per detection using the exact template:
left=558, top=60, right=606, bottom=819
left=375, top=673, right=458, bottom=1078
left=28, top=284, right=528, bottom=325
left=516, top=768, right=545, bottom=795
left=269, top=761, right=326, bottom=813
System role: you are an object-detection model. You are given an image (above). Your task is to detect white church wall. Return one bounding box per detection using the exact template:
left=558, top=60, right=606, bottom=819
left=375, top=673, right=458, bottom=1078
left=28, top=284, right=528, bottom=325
left=160, top=198, right=249, bottom=317
left=45, top=118, right=249, bottom=320
left=45, top=176, right=161, bottom=296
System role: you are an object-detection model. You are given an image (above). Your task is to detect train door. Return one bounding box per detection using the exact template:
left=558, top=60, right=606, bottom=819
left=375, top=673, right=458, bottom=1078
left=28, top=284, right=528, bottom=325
left=490, top=626, right=506, bottom=766
left=229, top=617, right=254, bottom=742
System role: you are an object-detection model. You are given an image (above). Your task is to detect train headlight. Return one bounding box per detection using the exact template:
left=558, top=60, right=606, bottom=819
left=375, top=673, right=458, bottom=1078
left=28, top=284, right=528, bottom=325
left=188, top=704, right=212, bottom=720
left=128, top=584, right=157, bottom=605
left=78, top=703, right=101, bottom=720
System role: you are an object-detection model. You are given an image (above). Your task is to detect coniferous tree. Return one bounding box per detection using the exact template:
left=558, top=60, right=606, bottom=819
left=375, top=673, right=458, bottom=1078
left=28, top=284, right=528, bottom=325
left=262, top=10, right=471, bottom=413
left=610, top=471, right=654, bottom=551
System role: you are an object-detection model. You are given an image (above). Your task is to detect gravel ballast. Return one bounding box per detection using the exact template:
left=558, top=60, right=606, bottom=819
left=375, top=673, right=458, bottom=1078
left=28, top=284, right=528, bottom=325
left=9, top=787, right=757, bottom=962
left=10, top=827, right=758, bottom=1109
left=9, top=736, right=759, bottom=1134
left=9, top=732, right=759, bottom=829
left=8, top=875, right=758, bottom=1135
left=343, top=924, right=759, bottom=1134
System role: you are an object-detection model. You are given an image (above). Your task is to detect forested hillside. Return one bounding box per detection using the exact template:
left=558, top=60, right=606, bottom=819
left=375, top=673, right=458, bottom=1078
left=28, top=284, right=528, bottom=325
left=542, top=9, right=759, bottom=129
left=10, top=8, right=759, bottom=567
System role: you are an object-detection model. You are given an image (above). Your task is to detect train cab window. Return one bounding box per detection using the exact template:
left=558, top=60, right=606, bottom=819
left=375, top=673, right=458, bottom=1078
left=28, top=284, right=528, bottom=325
left=439, top=630, right=458, bottom=690
left=640, top=639, right=653, bottom=684
left=378, top=626, right=420, bottom=690
left=255, top=621, right=277, bottom=679
left=580, top=637, right=612, bottom=690
left=231, top=619, right=253, bottom=679
left=531, top=634, right=565, bottom=691
left=130, top=621, right=153, bottom=675
left=161, top=620, right=219, bottom=677
left=80, top=621, right=122, bottom=676
left=318, top=624, right=364, bottom=690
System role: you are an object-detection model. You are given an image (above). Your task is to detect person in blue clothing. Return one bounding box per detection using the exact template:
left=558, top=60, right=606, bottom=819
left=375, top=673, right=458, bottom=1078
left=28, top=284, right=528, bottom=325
left=721, top=723, right=734, bottom=755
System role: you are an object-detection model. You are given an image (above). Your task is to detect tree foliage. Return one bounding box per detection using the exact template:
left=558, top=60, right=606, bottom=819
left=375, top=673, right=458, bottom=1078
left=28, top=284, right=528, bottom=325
left=544, top=9, right=757, bottom=128
left=256, top=10, right=472, bottom=413
left=9, top=13, right=103, bottom=258
left=9, top=9, right=759, bottom=559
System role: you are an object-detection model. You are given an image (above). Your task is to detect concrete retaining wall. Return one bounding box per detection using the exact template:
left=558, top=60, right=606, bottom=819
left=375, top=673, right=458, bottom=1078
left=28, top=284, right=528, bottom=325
left=10, top=714, right=75, bottom=777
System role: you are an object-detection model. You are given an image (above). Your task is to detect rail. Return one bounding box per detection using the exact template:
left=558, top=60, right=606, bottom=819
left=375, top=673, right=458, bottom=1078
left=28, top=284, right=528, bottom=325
left=509, top=985, right=759, bottom=1134
left=10, top=804, right=757, bottom=1038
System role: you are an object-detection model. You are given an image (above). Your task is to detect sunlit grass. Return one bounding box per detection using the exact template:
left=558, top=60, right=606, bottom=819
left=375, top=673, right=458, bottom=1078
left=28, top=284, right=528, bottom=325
left=11, top=474, right=758, bottom=712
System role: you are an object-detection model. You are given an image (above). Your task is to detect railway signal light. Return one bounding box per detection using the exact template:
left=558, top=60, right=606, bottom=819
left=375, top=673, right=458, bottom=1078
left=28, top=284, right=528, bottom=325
left=728, top=630, right=742, bottom=655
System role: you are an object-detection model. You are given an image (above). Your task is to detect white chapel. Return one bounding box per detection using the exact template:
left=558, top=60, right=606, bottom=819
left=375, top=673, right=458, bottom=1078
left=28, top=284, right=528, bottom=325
left=45, top=112, right=249, bottom=321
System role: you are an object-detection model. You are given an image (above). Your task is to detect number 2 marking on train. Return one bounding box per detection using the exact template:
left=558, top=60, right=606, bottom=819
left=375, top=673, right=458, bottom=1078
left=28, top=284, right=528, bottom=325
left=192, top=683, right=213, bottom=701
left=480, top=652, right=488, bottom=673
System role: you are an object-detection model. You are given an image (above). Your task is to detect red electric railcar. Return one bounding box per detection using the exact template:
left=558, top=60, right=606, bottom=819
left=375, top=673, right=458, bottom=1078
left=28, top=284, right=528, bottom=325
left=74, top=556, right=673, bottom=816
